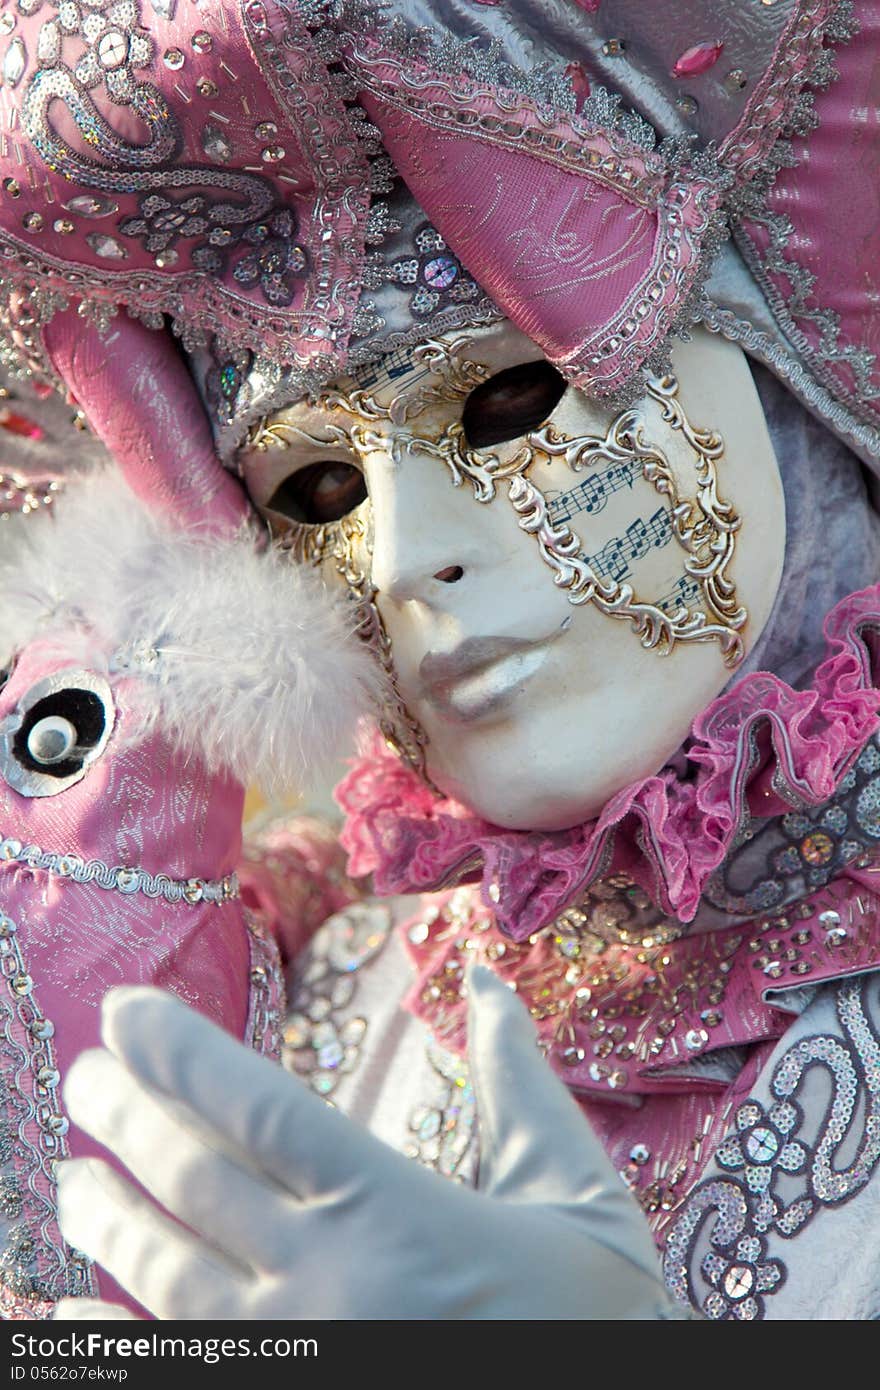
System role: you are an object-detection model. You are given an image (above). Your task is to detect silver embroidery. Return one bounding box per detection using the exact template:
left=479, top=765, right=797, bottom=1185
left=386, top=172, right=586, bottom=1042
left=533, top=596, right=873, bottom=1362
left=404, top=1040, right=477, bottom=1184
left=663, top=977, right=880, bottom=1319
left=0, top=834, right=239, bottom=906
left=0, top=905, right=95, bottom=1312
left=282, top=901, right=391, bottom=1097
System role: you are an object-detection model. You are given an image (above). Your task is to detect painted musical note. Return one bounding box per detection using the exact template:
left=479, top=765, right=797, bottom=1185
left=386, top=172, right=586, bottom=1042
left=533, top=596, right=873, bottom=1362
left=546, top=455, right=642, bottom=524
left=583, top=505, right=672, bottom=583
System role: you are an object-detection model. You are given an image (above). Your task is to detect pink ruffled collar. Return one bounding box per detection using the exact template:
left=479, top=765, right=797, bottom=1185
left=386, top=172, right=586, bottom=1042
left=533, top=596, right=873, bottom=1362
left=336, top=585, right=880, bottom=939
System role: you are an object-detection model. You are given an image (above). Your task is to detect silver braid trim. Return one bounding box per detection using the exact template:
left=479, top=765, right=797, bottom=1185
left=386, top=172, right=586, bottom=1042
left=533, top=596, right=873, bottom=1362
left=0, top=836, right=239, bottom=906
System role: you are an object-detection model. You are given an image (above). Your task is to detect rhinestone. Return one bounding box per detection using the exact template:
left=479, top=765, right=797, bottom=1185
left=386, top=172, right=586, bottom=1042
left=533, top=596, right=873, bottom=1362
left=317, top=1040, right=344, bottom=1069
left=825, top=926, right=848, bottom=947
left=745, top=1126, right=778, bottom=1163
left=676, top=94, right=698, bottom=116
left=763, top=961, right=783, bottom=978
left=339, top=1016, right=366, bottom=1046
left=192, top=30, right=213, bottom=52
left=408, top=922, right=430, bottom=945
left=423, top=255, right=458, bottom=290
left=307, top=996, right=331, bottom=1023
left=29, top=1017, right=54, bottom=1039
left=163, top=47, right=185, bottom=69
left=202, top=125, right=232, bottom=162
left=86, top=232, right=127, bottom=259
left=588, top=1062, right=605, bottom=1082
left=3, top=38, right=26, bottom=87
left=64, top=195, right=118, bottom=217
left=311, top=1072, right=337, bottom=1096
left=700, top=1010, right=722, bottom=1027
left=818, top=909, right=841, bottom=927
left=0, top=915, right=15, bottom=937
left=561, top=1046, right=585, bottom=1066
left=154, top=249, right=178, bottom=268
left=12, top=974, right=32, bottom=996
left=250, top=965, right=267, bottom=985
left=255, top=121, right=278, bottom=138
left=3, top=179, right=21, bottom=199
left=196, top=76, right=218, bottom=96
left=45, top=1114, right=69, bottom=1136
left=283, top=1015, right=309, bottom=1049
left=685, top=1028, right=708, bottom=1051
left=723, top=1264, right=754, bottom=1299
left=723, top=69, right=748, bottom=92
left=601, top=38, right=626, bottom=57
left=607, top=1070, right=627, bottom=1089
left=36, top=1066, right=60, bottom=1089
left=0, top=14, right=15, bottom=34
left=630, top=1143, right=650, bottom=1165
left=418, top=1109, right=444, bottom=1143
left=673, top=41, right=724, bottom=78
left=97, top=29, right=128, bottom=69
left=53, top=219, right=74, bottom=234
left=261, top=145, right=286, bottom=163
left=22, top=212, right=43, bottom=232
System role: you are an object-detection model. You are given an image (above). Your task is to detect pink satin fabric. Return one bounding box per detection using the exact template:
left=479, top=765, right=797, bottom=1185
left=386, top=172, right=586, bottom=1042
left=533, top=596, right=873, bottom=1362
left=0, top=636, right=277, bottom=1317
left=42, top=311, right=249, bottom=533
left=353, top=40, right=718, bottom=396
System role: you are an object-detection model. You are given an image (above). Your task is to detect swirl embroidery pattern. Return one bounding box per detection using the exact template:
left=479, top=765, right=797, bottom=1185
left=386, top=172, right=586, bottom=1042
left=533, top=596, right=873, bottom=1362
left=16, top=0, right=307, bottom=304
left=663, top=977, right=880, bottom=1319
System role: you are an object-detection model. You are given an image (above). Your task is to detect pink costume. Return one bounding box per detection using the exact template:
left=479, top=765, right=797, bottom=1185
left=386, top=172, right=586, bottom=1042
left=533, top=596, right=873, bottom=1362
left=0, top=0, right=880, bottom=1321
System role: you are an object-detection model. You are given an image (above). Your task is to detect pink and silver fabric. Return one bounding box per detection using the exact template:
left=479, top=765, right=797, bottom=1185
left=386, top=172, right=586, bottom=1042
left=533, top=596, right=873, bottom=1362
left=0, top=625, right=284, bottom=1318
left=0, top=0, right=876, bottom=465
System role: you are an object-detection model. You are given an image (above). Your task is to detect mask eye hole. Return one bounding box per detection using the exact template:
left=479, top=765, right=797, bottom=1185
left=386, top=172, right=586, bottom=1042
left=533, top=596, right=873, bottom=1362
left=462, top=360, right=567, bottom=448
left=266, top=461, right=367, bottom=525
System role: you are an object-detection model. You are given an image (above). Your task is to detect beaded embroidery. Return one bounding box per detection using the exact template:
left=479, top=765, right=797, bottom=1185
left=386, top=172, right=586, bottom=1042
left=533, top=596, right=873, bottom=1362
left=663, top=975, right=880, bottom=1319
left=0, top=904, right=94, bottom=1314
left=403, top=1040, right=477, bottom=1185
left=707, top=727, right=880, bottom=917
left=282, top=901, right=391, bottom=1099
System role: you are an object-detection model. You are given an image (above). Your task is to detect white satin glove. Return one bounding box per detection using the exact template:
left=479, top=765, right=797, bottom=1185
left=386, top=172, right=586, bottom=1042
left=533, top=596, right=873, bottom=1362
left=55, top=965, right=680, bottom=1320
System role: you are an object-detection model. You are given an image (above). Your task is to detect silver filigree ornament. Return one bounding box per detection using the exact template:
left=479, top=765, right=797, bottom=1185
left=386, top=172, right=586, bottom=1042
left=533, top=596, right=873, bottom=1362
left=259, top=335, right=748, bottom=667
left=17, top=0, right=308, bottom=308
left=664, top=977, right=880, bottom=1319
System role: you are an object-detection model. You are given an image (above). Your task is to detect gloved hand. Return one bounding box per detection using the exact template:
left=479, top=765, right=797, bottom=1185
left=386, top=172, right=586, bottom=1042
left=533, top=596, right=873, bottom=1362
left=55, top=965, right=679, bottom=1320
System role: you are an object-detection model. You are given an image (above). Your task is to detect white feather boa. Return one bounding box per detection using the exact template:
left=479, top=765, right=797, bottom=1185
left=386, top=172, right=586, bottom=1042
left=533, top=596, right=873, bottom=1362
left=0, top=470, right=385, bottom=792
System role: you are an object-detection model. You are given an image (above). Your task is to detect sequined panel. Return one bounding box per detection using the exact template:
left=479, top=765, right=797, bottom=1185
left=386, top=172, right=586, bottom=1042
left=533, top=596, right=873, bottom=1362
left=281, top=901, right=391, bottom=1099
left=403, top=1040, right=477, bottom=1185
left=663, top=976, right=880, bottom=1319
left=0, top=905, right=94, bottom=1317
left=708, top=727, right=880, bottom=917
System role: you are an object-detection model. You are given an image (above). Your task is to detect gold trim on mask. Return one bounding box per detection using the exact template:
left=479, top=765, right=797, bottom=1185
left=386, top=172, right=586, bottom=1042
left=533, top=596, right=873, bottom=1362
left=246, top=334, right=749, bottom=781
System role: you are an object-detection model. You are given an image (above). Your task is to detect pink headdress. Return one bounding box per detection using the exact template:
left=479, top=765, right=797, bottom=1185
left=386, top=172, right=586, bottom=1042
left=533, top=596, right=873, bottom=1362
left=0, top=0, right=875, bottom=472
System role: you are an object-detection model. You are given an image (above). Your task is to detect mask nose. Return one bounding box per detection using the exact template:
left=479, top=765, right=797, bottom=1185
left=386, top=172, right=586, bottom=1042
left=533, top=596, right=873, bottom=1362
left=366, top=442, right=476, bottom=605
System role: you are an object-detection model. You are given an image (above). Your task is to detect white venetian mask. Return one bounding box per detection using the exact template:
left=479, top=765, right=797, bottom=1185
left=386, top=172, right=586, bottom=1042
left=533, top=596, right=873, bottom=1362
left=239, top=321, right=785, bottom=831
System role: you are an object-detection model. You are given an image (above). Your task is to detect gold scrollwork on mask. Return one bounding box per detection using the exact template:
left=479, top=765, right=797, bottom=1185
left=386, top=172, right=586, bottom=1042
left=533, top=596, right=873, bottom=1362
left=499, top=376, right=747, bottom=666
left=274, top=509, right=432, bottom=781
